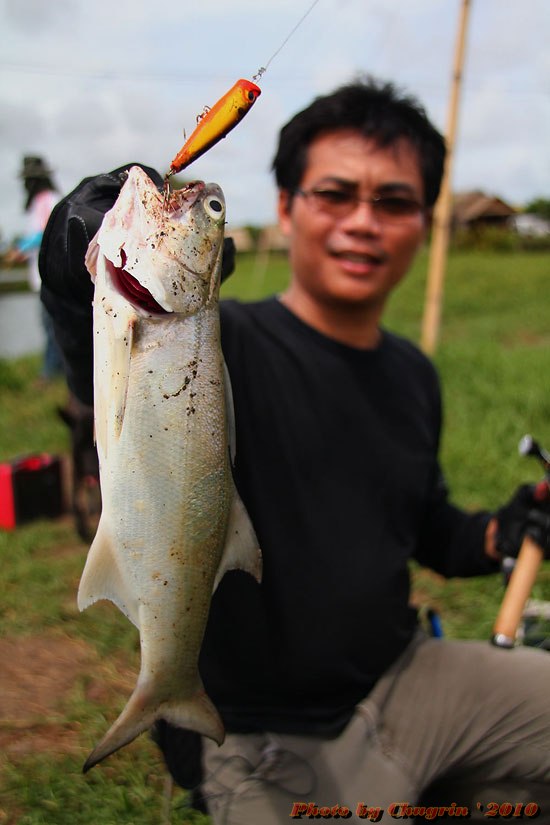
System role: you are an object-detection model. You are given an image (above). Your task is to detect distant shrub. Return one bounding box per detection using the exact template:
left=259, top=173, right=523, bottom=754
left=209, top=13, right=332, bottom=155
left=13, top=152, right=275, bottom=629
left=451, top=227, right=550, bottom=253
left=518, top=233, right=550, bottom=252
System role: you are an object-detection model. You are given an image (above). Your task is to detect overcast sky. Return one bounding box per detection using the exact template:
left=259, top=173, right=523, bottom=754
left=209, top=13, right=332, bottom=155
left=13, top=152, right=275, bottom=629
left=1, top=0, right=549, bottom=240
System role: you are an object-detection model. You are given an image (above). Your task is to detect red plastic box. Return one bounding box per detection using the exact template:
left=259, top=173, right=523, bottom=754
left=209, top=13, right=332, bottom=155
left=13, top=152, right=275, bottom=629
left=0, top=454, right=63, bottom=530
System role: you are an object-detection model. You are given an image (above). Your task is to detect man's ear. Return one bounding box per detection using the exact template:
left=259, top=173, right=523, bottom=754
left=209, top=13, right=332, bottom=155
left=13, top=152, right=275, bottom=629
left=277, top=189, right=293, bottom=235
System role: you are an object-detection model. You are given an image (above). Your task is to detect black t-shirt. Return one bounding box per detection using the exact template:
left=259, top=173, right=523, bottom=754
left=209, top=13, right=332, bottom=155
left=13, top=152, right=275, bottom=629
left=199, top=297, right=495, bottom=735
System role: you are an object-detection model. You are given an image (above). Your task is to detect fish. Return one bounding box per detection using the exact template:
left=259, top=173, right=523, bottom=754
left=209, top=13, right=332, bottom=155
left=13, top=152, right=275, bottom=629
left=79, top=164, right=262, bottom=772
left=169, top=78, right=261, bottom=176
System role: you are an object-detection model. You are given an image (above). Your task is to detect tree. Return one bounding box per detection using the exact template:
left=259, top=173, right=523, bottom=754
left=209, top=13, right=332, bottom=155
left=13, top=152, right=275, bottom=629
left=524, top=198, right=550, bottom=220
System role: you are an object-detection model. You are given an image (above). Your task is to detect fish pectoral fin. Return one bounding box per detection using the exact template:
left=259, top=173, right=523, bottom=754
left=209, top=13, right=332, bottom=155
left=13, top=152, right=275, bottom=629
left=83, top=681, right=224, bottom=772
left=110, top=315, right=134, bottom=439
left=213, top=488, right=262, bottom=592
left=77, top=519, right=140, bottom=628
left=223, top=360, right=237, bottom=466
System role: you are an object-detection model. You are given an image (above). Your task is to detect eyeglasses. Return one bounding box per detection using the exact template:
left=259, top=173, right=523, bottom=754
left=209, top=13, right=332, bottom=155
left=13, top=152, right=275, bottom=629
left=294, top=187, right=424, bottom=223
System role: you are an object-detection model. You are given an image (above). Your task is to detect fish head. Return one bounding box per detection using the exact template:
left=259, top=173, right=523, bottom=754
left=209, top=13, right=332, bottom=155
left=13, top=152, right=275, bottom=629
left=94, top=165, right=226, bottom=316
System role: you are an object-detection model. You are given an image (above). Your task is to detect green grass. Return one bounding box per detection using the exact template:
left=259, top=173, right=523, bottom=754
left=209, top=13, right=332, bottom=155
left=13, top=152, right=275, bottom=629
left=1, top=248, right=549, bottom=822
left=388, top=249, right=550, bottom=638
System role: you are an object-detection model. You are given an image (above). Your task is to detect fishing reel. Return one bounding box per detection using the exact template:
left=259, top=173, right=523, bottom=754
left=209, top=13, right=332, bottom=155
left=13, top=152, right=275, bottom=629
left=492, top=434, right=550, bottom=649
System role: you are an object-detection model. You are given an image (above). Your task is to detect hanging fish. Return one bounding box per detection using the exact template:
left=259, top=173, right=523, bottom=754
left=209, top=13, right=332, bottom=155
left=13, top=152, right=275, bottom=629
left=168, top=79, right=261, bottom=176
left=80, top=165, right=262, bottom=770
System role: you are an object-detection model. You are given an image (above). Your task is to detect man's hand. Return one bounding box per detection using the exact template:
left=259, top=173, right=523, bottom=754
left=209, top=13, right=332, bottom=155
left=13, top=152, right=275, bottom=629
left=494, top=484, right=550, bottom=559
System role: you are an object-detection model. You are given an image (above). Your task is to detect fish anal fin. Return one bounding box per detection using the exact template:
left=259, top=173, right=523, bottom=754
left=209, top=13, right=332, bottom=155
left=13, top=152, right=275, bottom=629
left=77, top=519, right=139, bottom=627
left=213, top=488, right=262, bottom=592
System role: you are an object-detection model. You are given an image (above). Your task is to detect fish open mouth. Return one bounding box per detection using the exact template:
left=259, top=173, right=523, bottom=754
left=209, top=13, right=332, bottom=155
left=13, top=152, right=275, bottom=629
left=107, top=252, right=169, bottom=315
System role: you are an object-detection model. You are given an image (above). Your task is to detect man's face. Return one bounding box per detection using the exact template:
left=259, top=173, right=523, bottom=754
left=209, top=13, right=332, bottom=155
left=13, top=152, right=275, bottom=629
left=278, top=130, right=429, bottom=313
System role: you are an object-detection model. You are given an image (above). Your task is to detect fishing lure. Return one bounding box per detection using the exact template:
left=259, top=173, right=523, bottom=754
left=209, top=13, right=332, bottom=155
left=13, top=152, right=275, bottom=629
left=168, top=78, right=261, bottom=176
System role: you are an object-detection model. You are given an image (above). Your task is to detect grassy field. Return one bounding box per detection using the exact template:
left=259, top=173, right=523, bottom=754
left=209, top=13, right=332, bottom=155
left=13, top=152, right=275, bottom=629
left=0, top=247, right=548, bottom=823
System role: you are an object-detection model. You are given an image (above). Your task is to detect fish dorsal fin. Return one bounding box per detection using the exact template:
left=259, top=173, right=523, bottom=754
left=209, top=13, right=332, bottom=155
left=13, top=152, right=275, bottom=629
left=213, top=487, right=262, bottom=593
left=77, top=518, right=140, bottom=628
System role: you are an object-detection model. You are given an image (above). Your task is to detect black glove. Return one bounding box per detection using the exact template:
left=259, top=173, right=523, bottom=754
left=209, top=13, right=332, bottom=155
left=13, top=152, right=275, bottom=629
left=495, top=483, right=550, bottom=558
left=221, top=236, right=236, bottom=283
left=39, top=163, right=236, bottom=406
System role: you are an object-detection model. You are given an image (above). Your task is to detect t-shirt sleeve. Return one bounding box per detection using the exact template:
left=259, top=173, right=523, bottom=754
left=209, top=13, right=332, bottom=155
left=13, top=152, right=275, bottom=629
left=414, top=463, right=498, bottom=577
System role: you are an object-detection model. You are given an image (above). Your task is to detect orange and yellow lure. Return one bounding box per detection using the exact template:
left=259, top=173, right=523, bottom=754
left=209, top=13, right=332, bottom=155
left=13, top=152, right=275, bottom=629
left=168, top=78, right=261, bottom=176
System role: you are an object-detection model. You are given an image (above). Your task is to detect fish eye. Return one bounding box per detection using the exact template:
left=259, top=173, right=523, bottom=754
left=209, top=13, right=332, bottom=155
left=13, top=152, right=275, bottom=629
left=204, top=196, right=225, bottom=220
left=248, top=91, right=255, bottom=101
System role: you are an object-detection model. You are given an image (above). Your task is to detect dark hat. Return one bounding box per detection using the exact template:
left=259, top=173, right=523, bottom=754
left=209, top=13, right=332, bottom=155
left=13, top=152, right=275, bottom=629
left=20, top=155, right=54, bottom=180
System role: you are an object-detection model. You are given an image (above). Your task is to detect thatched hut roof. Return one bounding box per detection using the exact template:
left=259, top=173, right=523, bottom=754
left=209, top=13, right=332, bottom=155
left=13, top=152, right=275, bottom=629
left=453, top=191, right=516, bottom=226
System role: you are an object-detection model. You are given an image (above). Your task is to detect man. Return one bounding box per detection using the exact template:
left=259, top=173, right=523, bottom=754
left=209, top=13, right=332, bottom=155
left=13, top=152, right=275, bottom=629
left=40, top=78, right=550, bottom=821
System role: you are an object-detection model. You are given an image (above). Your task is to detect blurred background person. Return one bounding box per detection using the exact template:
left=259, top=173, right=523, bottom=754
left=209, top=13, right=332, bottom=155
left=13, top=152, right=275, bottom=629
left=8, top=155, right=64, bottom=383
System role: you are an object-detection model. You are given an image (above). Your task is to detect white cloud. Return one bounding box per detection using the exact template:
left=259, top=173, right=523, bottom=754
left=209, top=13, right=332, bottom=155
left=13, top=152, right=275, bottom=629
left=4, top=0, right=76, bottom=33
left=0, top=0, right=548, bottom=241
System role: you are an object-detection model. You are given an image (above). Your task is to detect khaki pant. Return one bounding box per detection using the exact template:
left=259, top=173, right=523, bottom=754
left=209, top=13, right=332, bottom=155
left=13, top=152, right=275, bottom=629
left=201, top=637, right=550, bottom=824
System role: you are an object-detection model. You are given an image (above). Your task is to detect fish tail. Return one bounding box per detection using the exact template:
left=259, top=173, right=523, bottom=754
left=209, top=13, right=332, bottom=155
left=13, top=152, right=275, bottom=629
left=83, top=684, right=224, bottom=773
left=161, top=689, right=225, bottom=747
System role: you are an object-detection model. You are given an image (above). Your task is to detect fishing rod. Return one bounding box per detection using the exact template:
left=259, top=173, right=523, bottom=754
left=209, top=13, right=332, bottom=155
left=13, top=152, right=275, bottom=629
left=492, top=435, right=550, bottom=648
left=166, top=0, right=321, bottom=178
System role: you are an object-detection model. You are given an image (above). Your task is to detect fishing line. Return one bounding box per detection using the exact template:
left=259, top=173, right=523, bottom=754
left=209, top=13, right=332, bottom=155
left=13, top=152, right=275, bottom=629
left=252, top=0, right=322, bottom=83
left=165, top=0, right=321, bottom=180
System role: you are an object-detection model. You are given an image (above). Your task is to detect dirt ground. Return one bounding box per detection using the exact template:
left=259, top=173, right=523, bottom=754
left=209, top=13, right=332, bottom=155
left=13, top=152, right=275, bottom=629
left=0, top=633, right=133, bottom=758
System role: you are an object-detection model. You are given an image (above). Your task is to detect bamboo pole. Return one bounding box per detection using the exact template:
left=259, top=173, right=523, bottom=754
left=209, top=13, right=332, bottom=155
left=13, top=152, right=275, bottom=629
left=420, top=0, right=472, bottom=355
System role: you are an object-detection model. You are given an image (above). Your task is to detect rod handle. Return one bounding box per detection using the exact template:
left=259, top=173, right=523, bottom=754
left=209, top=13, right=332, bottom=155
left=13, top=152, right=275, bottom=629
left=491, top=535, right=544, bottom=648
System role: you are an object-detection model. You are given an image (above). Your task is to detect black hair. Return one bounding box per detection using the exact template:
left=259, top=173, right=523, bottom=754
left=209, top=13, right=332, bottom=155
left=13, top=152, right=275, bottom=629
left=272, top=76, right=446, bottom=208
